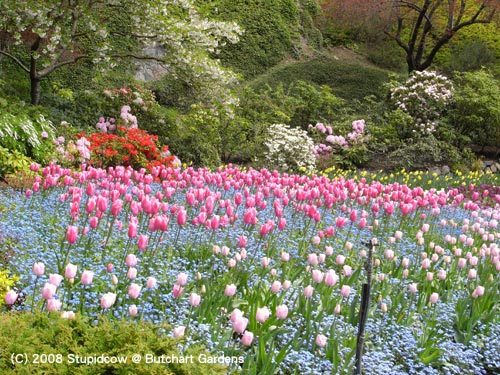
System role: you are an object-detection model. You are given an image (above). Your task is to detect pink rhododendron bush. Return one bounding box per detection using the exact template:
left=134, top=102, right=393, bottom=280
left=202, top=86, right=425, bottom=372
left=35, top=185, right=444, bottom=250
left=1, top=163, right=499, bottom=374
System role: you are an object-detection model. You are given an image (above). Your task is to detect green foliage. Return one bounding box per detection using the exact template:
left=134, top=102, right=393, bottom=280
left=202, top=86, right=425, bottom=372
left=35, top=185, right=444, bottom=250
left=435, top=22, right=500, bottom=73
left=249, top=55, right=393, bottom=101
left=168, top=106, right=223, bottom=167
left=449, top=70, right=500, bottom=148
left=240, top=80, right=344, bottom=129
left=384, top=135, right=476, bottom=170
left=0, top=98, right=56, bottom=165
left=0, top=146, right=32, bottom=178
left=365, top=41, right=407, bottom=72
left=0, top=312, right=226, bottom=374
left=197, top=0, right=321, bottom=78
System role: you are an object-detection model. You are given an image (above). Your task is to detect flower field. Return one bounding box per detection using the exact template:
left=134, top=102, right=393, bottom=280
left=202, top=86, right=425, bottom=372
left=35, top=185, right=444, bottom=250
left=1, top=164, right=499, bottom=374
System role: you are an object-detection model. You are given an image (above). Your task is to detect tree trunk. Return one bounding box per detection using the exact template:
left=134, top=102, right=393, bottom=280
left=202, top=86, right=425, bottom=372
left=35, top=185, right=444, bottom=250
left=30, top=77, right=41, bottom=105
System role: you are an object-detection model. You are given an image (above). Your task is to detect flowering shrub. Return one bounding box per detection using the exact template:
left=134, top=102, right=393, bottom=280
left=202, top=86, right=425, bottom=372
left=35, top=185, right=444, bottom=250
left=83, top=127, right=177, bottom=170
left=264, top=124, right=316, bottom=172
left=309, top=120, right=370, bottom=169
left=390, top=71, right=453, bottom=136
left=96, top=105, right=138, bottom=133
left=53, top=134, right=91, bottom=167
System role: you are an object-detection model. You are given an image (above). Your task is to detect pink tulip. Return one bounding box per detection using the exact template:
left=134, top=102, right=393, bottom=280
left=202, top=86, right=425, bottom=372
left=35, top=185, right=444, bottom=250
left=472, top=285, right=485, bottom=298
left=421, top=258, right=431, bottom=269
left=32, top=262, right=45, bottom=277
left=276, top=304, right=288, bottom=320
left=65, top=263, right=77, bottom=279
left=283, top=280, right=291, bottom=290
left=281, top=252, right=290, bottom=262
left=457, top=258, right=467, bottom=268
left=81, top=270, right=94, bottom=285
left=172, top=284, right=184, bottom=298
left=128, top=283, right=142, bottom=299
left=5, top=290, right=18, bottom=305
left=47, top=298, right=62, bottom=312
left=241, top=331, right=254, bottom=346
left=408, top=283, right=418, bottom=294
left=429, top=292, right=439, bottom=304
left=189, top=293, right=201, bottom=307
left=100, top=292, right=117, bottom=309
left=146, top=277, right=157, bottom=289
left=125, top=254, right=138, bottom=267
left=334, top=304, right=341, bottom=315
left=230, top=308, right=243, bottom=323
left=176, top=272, right=188, bottom=286
left=129, top=304, right=138, bottom=317
left=128, top=221, right=138, bottom=238
left=137, top=234, right=149, bottom=251
left=335, top=255, right=345, bottom=265
left=468, top=269, right=477, bottom=279
left=232, top=316, right=248, bottom=334
left=49, top=273, right=63, bottom=287
left=437, top=269, right=446, bottom=281
left=224, top=284, right=237, bottom=297
left=173, top=326, right=185, bottom=338
left=340, top=285, right=351, bottom=298
left=270, top=281, right=282, bottom=294
left=324, top=270, right=338, bottom=286
left=384, top=249, right=395, bottom=260
left=89, top=216, right=99, bottom=229
left=256, top=307, right=270, bottom=323
left=303, top=285, right=314, bottom=298
left=307, top=253, right=319, bottom=266
left=66, top=225, right=78, bottom=244
left=315, top=334, right=327, bottom=348
left=127, top=267, right=137, bottom=280
left=237, top=235, right=247, bottom=248
left=312, top=269, right=324, bottom=283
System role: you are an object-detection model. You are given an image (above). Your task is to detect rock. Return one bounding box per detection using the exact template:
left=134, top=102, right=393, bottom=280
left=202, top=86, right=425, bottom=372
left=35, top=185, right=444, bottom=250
left=441, top=165, right=450, bottom=175
left=491, top=164, right=498, bottom=173
left=135, top=44, right=169, bottom=81
left=484, top=160, right=494, bottom=167
left=495, top=163, right=500, bottom=172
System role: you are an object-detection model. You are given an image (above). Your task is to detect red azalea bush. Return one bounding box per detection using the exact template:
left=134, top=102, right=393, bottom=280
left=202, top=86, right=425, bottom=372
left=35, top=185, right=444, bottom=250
left=82, top=127, right=176, bottom=170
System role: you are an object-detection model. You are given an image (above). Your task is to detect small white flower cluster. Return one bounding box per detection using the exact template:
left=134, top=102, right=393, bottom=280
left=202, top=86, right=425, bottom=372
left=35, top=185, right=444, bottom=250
left=391, top=71, right=453, bottom=135
left=264, top=124, right=316, bottom=172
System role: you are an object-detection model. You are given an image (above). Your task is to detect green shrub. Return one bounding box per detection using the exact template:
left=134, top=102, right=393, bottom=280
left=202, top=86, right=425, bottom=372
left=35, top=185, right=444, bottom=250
left=450, top=70, right=500, bottom=148
left=385, top=135, right=475, bottom=170
left=0, top=313, right=226, bottom=374
left=0, top=146, right=32, bottom=178
left=249, top=55, right=392, bottom=101
left=0, top=101, right=56, bottom=165
left=169, top=106, right=223, bottom=167
left=365, top=42, right=406, bottom=71
left=240, top=81, right=345, bottom=129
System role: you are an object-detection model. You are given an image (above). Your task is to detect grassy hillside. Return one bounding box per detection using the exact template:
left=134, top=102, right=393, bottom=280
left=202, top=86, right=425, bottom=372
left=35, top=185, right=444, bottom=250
left=248, top=50, right=394, bottom=101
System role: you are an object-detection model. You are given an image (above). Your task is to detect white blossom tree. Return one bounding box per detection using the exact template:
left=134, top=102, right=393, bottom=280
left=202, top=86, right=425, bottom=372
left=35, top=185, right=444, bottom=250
left=0, top=0, right=241, bottom=105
